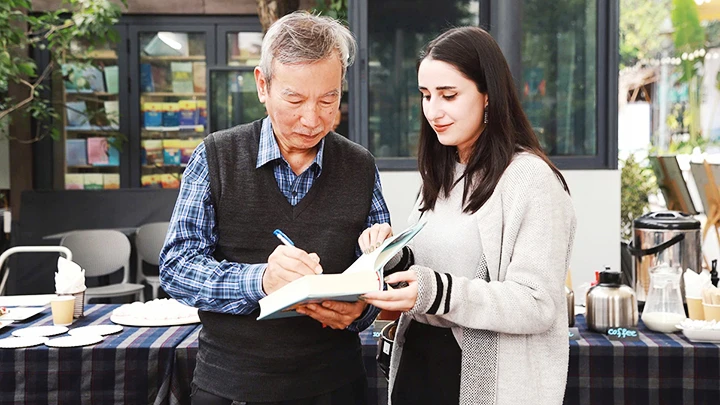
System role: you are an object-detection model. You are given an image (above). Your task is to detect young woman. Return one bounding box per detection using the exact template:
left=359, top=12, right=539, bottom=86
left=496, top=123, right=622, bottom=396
left=360, top=27, right=576, bottom=405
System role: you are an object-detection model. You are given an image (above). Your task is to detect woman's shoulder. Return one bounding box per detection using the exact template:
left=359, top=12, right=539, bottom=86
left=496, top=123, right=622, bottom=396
left=501, top=153, right=558, bottom=188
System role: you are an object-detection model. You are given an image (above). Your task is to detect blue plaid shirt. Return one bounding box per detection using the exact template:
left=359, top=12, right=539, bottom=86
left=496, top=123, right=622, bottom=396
left=159, top=118, right=390, bottom=331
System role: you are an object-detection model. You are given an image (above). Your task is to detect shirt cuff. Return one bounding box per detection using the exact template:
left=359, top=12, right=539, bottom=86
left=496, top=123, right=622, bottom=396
left=243, top=263, right=268, bottom=304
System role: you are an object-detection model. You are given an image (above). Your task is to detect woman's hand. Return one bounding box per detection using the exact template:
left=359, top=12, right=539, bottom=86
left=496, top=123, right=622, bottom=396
left=361, top=270, right=418, bottom=312
left=358, top=223, right=393, bottom=254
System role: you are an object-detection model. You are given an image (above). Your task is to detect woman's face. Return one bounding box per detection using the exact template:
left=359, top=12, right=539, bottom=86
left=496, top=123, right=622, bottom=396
left=418, top=58, right=488, bottom=163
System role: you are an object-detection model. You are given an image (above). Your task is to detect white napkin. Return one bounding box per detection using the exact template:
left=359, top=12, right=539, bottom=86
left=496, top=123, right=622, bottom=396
left=683, top=269, right=712, bottom=299
left=55, top=257, right=86, bottom=294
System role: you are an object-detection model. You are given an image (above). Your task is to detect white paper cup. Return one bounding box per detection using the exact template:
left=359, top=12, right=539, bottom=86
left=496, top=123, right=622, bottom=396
left=50, top=296, right=75, bottom=326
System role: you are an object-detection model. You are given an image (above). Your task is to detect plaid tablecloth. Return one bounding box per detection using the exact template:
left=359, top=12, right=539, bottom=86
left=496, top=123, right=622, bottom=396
left=0, top=304, right=199, bottom=405
left=169, top=326, right=388, bottom=405
left=566, top=315, right=720, bottom=405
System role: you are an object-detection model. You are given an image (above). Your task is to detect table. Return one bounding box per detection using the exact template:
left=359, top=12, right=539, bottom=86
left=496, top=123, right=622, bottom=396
left=565, top=315, right=720, bottom=405
left=168, top=326, right=388, bottom=405
left=0, top=304, right=198, bottom=405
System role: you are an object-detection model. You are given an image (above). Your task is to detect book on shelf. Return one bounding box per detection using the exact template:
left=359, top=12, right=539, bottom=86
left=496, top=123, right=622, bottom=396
left=140, top=63, right=155, bottom=92
left=87, top=137, right=109, bottom=165
left=143, top=32, right=189, bottom=57
left=257, top=220, right=428, bottom=320
left=103, top=100, right=120, bottom=124
left=83, top=173, right=104, bottom=190
left=141, top=174, right=162, bottom=188
left=181, top=139, right=203, bottom=164
left=163, top=103, right=181, bottom=127
left=104, top=66, right=119, bottom=94
left=192, top=62, right=206, bottom=93
left=143, top=102, right=164, bottom=128
left=103, top=173, right=120, bottom=189
left=66, top=101, right=89, bottom=127
left=163, top=139, right=182, bottom=165
left=84, top=66, right=106, bottom=93
left=62, top=63, right=87, bottom=92
left=179, top=100, right=198, bottom=126
left=197, top=100, right=207, bottom=127
left=151, top=64, right=171, bottom=93
left=160, top=173, right=181, bottom=188
left=142, top=139, right=164, bottom=166
left=65, top=139, right=88, bottom=166
left=171, top=62, right=194, bottom=94
left=106, top=137, right=120, bottom=166
left=64, top=174, right=85, bottom=190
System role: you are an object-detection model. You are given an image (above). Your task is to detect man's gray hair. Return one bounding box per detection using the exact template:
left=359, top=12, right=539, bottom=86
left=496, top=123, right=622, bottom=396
left=259, top=11, right=356, bottom=85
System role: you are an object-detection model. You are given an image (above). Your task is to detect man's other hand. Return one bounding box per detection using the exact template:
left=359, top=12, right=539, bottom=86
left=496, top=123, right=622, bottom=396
left=296, top=300, right=367, bottom=329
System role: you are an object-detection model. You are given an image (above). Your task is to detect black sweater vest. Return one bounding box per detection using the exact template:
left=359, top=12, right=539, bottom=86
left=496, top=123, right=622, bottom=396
left=194, top=120, right=376, bottom=401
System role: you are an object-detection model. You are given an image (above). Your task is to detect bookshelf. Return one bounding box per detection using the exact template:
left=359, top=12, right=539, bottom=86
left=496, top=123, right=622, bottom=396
left=138, top=30, right=208, bottom=189
left=59, top=42, right=123, bottom=191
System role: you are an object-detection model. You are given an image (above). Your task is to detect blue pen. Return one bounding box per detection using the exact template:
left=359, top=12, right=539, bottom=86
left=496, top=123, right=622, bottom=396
left=273, top=229, right=295, bottom=247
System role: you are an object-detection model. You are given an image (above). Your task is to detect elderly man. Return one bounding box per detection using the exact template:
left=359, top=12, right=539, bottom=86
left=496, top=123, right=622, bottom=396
left=159, top=11, right=389, bottom=405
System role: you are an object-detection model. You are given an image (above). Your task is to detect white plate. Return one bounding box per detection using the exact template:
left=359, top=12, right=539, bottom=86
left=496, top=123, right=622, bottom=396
left=0, top=336, right=48, bottom=349
left=110, top=314, right=200, bottom=327
left=681, top=328, right=720, bottom=343
left=0, top=295, right=57, bottom=307
left=0, top=307, right=45, bottom=322
left=69, top=324, right=123, bottom=336
left=45, top=334, right=104, bottom=348
left=12, top=325, right=68, bottom=338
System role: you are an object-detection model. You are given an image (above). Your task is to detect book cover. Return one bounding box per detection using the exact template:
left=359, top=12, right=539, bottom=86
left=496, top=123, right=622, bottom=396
left=257, top=220, right=427, bottom=320
left=178, top=100, right=198, bottom=126
left=143, top=102, right=163, bottom=128
left=197, top=100, right=207, bottom=128
left=163, top=102, right=180, bottom=127
left=103, top=173, right=120, bottom=189
left=160, top=173, right=181, bottom=189
left=65, top=139, right=87, bottom=166
left=106, top=138, right=120, bottom=166
left=192, top=62, right=206, bottom=93
left=83, top=173, right=104, bottom=190
left=87, top=137, right=109, bottom=165
left=84, top=66, right=106, bottom=93
left=140, top=63, right=155, bottom=92
left=162, top=139, right=182, bottom=165
left=103, top=101, right=120, bottom=125
left=66, top=101, right=89, bottom=127
left=151, top=64, right=170, bottom=93
left=171, top=62, right=194, bottom=94
left=142, top=140, right=164, bottom=166
left=64, top=174, right=85, bottom=190
left=141, top=174, right=162, bottom=188
left=104, top=66, right=119, bottom=94
left=180, top=139, right=202, bottom=164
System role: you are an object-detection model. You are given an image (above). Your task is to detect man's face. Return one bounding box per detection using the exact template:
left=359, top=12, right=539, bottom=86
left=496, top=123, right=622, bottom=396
left=255, top=57, right=342, bottom=154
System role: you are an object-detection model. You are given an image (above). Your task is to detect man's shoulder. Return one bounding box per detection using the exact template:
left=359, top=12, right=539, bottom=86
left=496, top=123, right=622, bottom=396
left=325, top=132, right=373, bottom=162
left=206, top=120, right=263, bottom=145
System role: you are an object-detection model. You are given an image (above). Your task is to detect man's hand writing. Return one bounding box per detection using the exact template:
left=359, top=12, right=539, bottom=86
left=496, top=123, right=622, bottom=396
left=296, top=300, right=366, bottom=329
left=262, top=245, right=323, bottom=295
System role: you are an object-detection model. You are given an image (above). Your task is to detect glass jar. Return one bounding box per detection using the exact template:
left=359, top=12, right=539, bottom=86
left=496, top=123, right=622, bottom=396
left=641, top=264, right=686, bottom=333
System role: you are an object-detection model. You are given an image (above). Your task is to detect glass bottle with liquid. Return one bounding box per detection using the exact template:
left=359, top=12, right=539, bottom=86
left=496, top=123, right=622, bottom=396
left=641, top=264, right=686, bottom=333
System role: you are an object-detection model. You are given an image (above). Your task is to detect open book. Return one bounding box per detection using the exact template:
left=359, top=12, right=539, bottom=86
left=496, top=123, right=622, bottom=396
left=257, top=220, right=427, bottom=320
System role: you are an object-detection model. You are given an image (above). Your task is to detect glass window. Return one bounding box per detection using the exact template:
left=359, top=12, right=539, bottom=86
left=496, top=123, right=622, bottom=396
left=138, top=32, right=207, bottom=189
left=55, top=40, right=122, bottom=190
left=367, top=1, right=480, bottom=158
left=209, top=69, right=266, bottom=133
left=521, top=0, right=597, bottom=156
left=227, top=32, right=263, bottom=66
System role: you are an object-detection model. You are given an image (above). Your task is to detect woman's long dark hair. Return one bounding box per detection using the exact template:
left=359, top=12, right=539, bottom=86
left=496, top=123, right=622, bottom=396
left=418, top=27, right=569, bottom=214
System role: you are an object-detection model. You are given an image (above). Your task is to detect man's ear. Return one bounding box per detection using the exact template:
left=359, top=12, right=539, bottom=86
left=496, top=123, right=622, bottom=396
left=255, top=67, right=268, bottom=103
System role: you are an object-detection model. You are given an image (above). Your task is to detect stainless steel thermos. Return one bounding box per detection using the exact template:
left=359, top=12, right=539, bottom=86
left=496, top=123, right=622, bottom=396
left=585, top=270, right=638, bottom=332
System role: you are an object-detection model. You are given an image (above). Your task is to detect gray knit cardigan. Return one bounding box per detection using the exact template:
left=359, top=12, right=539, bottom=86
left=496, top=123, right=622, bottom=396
left=388, top=153, right=577, bottom=405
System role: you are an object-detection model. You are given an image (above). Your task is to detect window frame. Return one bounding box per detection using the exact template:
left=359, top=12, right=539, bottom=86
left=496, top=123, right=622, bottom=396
left=348, top=0, right=618, bottom=171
